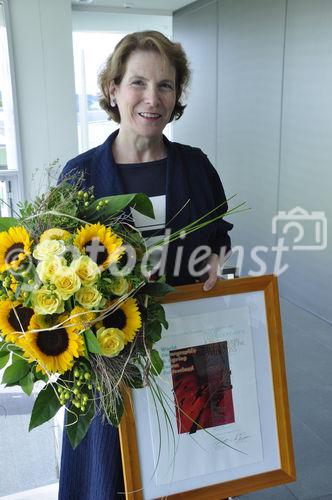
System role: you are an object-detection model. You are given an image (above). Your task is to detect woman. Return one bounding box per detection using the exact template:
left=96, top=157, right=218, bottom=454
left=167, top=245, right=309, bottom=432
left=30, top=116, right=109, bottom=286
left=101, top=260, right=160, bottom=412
left=59, top=31, right=232, bottom=500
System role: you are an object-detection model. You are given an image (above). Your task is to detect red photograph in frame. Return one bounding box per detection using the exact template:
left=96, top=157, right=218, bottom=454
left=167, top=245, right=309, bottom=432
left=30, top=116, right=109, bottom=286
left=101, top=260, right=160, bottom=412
left=170, top=341, right=235, bottom=434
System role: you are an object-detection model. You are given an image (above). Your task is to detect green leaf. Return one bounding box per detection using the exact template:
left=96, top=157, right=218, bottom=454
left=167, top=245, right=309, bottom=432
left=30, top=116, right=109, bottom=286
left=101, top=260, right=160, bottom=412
left=145, top=321, right=162, bottom=345
left=126, top=365, right=144, bottom=389
left=141, top=282, right=175, bottom=297
left=66, top=401, right=95, bottom=449
left=0, top=217, right=19, bottom=231
left=0, top=342, right=22, bottom=355
left=5, top=381, right=21, bottom=388
left=9, top=344, right=24, bottom=354
left=0, top=345, right=10, bottom=357
left=2, top=359, right=30, bottom=384
left=29, top=384, right=62, bottom=431
left=81, top=193, right=154, bottom=221
left=20, top=372, right=34, bottom=396
left=33, top=367, right=48, bottom=382
left=0, top=352, right=10, bottom=369
left=147, top=302, right=168, bottom=328
left=150, top=350, right=164, bottom=376
left=12, top=350, right=26, bottom=362
left=84, top=329, right=101, bottom=354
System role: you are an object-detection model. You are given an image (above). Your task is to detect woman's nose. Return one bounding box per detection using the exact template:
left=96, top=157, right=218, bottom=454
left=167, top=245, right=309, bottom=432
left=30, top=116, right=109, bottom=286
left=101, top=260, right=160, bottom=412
left=144, top=86, right=160, bottom=106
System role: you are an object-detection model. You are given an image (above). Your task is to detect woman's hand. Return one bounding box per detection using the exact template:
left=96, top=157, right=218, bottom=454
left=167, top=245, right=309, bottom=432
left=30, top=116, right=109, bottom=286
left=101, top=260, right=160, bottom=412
left=203, top=253, right=221, bottom=291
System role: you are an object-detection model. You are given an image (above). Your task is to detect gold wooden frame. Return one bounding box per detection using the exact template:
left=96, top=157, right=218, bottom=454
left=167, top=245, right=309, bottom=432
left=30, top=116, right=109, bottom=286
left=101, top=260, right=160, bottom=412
left=119, top=275, right=296, bottom=499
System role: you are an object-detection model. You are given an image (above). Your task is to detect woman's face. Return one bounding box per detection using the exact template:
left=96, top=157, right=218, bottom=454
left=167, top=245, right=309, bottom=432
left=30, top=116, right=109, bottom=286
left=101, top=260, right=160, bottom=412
left=110, top=49, right=176, bottom=141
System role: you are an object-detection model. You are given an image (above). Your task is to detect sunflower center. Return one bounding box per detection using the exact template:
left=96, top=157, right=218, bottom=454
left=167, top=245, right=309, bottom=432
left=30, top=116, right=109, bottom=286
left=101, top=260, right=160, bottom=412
left=84, top=239, right=108, bottom=266
left=9, top=306, right=34, bottom=331
left=5, top=243, right=25, bottom=263
left=36, top=328, right=69, bottom=356
left=103, top=309, right=126, bottom=330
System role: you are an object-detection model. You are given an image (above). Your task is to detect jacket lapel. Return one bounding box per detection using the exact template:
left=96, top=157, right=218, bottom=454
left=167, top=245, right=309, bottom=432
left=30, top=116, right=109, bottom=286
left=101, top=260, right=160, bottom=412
left=90, top=130, right=125, bottom=198
left=90, top=131, right=192, bottom=232
left=164, top=136, right=192, bottom=233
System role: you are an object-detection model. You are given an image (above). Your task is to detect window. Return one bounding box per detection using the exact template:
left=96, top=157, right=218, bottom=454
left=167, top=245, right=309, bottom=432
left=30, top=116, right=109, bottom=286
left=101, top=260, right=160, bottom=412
left=73, top=31, right=126, bottom=152
left=0, top=0, right=24, bottom=217
left=72, top=10, right=173, bottom=152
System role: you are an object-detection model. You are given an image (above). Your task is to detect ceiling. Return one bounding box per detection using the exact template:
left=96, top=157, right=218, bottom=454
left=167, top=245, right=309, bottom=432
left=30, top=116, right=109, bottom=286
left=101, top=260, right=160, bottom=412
left=72, top=0, right=194, bottom=13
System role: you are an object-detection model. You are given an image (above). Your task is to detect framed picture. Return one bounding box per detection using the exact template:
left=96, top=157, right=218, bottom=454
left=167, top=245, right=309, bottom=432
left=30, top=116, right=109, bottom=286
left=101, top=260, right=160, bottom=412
left=119, top=275, right=296, bottom=499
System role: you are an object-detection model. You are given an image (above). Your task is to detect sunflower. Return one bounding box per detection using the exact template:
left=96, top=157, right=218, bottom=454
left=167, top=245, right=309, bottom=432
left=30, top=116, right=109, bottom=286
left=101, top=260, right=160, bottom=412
left=98, top=298, right=141, bottom=344
left=20, top=313, right=85, bottom=374
left=0, top=300, right=34, bottom=344
left=40, top=228, right=71, bottom=242
left=66, top=306, right=96, bottom=335
left=0, top=226, right=32, bottom=272
left=74, top=223, right=123, bottom=269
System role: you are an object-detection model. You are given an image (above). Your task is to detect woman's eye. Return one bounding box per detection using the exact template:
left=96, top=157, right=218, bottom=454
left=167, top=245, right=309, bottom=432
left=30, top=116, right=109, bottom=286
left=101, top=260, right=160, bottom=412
left=132, top=80, right=144, bottom=86
left=160, top=83, right=173, bottom=90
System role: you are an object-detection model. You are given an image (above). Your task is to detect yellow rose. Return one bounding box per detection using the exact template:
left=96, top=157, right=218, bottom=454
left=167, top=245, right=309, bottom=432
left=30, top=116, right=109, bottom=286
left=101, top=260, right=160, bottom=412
left=71, top=255, right=100, bottom=285
left=36, top=255, right=66, bottom=283
left=33, top=239, right=66, bottom=261
left=75, top=286, right=102, bottom=309
left=96, top=327, right=125, bottom=357
left=108, top=276, right=129, bottom=296
left=53, top=267, right=81, bottom=300
left=32, top=287, right=64, bottom=315
left=40, top=228, right=71, bottom=242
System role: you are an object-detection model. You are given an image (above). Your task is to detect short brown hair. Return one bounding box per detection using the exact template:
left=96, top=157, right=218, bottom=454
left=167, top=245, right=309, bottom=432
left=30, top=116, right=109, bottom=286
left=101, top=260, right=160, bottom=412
left=98, top=31, right=191, bottom=123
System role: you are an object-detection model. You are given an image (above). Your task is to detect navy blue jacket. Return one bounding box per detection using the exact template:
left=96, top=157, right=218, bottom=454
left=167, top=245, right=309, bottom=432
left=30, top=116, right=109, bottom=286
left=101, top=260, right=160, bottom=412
left=60, top=129, right=233, bottom=286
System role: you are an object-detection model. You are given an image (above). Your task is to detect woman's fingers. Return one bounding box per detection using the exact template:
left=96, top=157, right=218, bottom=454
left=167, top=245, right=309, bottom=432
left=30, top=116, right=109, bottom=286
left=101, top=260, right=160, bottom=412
left=203, top=254, right=220, bottom=291
left=203, top=275, right=218, bottom=291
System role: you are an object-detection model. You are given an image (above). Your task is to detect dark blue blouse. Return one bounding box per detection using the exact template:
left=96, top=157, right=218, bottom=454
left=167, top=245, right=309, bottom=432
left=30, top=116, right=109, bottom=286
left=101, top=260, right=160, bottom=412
left=59, top=129, right=233, bottom=286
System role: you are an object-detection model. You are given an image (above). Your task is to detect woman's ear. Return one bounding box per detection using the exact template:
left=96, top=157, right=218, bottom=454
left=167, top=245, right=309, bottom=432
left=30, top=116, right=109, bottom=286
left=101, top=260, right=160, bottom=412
left=109, top=81, right=117, bottom=107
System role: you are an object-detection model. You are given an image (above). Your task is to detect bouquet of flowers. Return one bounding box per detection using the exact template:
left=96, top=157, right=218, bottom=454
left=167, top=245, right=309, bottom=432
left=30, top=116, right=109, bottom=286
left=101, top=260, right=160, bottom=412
left=0, top=175, right=243, bottom=448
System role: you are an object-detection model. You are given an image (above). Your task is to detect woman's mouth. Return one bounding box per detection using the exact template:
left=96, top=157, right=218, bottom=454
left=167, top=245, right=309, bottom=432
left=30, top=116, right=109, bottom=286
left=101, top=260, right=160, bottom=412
left=138, top=112, right=162, bottom=121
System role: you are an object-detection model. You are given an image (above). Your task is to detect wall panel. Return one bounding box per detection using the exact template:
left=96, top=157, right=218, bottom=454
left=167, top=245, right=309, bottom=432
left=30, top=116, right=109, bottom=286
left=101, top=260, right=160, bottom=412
left=278, top=0, right=332, bottom=321
left=173, top=0, right=218, bottom=164
left=217, top=0, right=286, bottom=273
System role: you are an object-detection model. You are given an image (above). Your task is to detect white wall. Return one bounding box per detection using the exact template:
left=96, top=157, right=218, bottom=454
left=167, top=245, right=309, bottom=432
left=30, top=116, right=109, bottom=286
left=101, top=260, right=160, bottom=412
left=72, top=8, right=172, bottom=34
left=174, top=0, right=332, bottom=322
left=8, top=0, right=78, bottom=201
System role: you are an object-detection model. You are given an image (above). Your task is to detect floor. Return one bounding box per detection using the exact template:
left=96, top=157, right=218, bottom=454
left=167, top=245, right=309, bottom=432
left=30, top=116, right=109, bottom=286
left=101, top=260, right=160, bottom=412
left=241, top=298, right=332, bottom=500
left=1, top=298, right=332, bottom=500
left=0, top=483, right=58, bottom=500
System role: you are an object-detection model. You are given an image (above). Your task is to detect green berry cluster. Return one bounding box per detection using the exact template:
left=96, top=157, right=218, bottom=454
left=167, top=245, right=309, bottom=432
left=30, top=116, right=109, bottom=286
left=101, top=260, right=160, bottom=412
left=0, top=274, right=11, bottom=300
left=71, top=365, right=92, bottom=411
left=57, top=363, right=93, bottom=412
left=77, top=190, right=95, bottom=208
left=0, top=267, right=36, bottom=302
left=96, top=199, right=109, bottom=211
